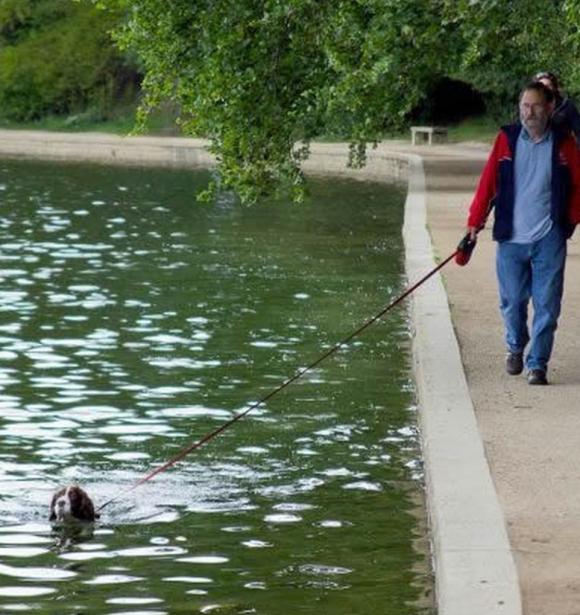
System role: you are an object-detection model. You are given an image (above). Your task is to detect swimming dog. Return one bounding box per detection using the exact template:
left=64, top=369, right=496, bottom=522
left=49, top=486, right=99, bottom=522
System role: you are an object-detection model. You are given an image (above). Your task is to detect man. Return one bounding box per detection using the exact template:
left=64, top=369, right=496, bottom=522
left=466, top=81, right=580, bottom=385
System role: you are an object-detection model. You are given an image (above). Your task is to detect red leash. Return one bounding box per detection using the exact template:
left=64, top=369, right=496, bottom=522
left=98, top=235, right=474, bottom=512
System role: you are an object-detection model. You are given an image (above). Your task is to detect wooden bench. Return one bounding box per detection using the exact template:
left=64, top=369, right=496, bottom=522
left=411, top=126, right=448, bottom=146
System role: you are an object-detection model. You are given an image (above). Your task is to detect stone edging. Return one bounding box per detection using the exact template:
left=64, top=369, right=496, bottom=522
left=403, top=154, right=521, bottom=615
left=0, top=130, right=214, bottom=168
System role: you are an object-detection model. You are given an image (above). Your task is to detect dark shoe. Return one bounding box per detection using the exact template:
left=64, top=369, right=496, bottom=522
left=505, top=351, right=524, bottom=375
left=527, top=369, right=548, bottom=385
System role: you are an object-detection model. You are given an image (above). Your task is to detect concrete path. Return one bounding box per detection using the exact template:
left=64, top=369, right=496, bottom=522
left=418, top=142, right=580, bottom=615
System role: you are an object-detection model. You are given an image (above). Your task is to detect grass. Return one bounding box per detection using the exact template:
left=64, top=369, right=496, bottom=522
left=0, top=104, right=184, bottom=137
left=0, top=107, right=499, bottom=145
left=316, top=115, right=498, bottom=146
left=445, top=115, right=499, bottom=144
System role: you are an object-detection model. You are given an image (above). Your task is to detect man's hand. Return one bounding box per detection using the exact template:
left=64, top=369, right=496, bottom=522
left=456, top=229, right=478, bottom=266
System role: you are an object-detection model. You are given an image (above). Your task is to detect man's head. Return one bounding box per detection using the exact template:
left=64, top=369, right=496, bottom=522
left=519, top=82, right=555, bottom=139
left=534, top=71, right=560, bottom=95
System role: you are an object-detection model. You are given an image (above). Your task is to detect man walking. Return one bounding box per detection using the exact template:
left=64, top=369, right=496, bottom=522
left=467, top=81, right=580, bottom=385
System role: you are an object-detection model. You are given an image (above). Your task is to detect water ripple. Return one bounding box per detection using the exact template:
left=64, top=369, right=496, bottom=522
left=0, top=162, right=425, bottom=614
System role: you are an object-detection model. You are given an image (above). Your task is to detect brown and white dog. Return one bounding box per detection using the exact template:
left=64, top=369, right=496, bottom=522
left=49, top=486, right=99, bottom=523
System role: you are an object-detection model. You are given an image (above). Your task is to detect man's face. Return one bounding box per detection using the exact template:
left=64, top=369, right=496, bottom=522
left=519, top=89, right=552, bottom=136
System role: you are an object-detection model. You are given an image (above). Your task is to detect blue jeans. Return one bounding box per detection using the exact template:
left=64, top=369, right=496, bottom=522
left=496, top=224, right=566, bottom=372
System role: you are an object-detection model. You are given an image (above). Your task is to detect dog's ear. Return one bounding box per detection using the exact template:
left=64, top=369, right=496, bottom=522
left=48, top=491, right=60, bottom=521
left=80, top=499, right=95, bottom=521
left=75, top=488, right=96, bottom=522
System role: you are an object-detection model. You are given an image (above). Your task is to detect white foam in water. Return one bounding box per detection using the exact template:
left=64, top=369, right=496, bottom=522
left=164, top=576, right=212, bottom=584
left=177, top=555, right=229, bottom=564
left=263, top=513, right=302, bottom=524
left=0, top=563, right=77, bottom=580
left=84, top=574, right=144, bottom=585
left=241, top=540, right=272, bottom=549
left=0, top=586, right=55, bottom=597
left=342, top=481, right=383, bottom=492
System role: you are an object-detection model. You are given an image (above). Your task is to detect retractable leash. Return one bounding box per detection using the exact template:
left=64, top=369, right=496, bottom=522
left=455, top=232, right=477, bottom=266
left=97, top=232, right=478, bottom=513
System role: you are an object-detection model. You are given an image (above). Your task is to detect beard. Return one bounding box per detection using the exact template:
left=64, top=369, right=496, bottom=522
left=522, top=115, right=548, bottom=135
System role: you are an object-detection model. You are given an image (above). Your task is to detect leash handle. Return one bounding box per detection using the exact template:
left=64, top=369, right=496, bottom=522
left=455, top=232, right=477, bottom=266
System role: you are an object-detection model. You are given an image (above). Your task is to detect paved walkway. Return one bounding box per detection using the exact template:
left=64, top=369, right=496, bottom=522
left=416, top=142, right=580, bottom=615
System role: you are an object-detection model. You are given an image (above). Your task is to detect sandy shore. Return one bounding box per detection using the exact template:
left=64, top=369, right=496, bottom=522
left=2, top=130, right=578, bottom=614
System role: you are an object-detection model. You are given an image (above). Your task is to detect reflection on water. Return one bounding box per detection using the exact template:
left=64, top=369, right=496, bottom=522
left=0, top=160, right=432, bottom=613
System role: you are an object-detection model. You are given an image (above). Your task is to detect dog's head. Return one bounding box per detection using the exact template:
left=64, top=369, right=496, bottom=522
left=49, top=486, right=99, bottom=523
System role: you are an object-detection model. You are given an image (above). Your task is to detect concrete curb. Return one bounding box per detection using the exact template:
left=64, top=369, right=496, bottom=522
left=0, top=129, right=215, bottom=168
left=403, top=155, right=522, bottom=615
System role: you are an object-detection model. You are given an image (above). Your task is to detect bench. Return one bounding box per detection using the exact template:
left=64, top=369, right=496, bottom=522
left=411, top=126, right=448, bottom=146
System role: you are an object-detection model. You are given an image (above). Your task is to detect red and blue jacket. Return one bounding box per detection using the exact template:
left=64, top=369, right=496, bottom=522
left=467, top=123, right=580, bottom=241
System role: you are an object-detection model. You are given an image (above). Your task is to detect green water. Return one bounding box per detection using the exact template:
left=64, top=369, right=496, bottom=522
left=0, top=160, right=432, bottom=614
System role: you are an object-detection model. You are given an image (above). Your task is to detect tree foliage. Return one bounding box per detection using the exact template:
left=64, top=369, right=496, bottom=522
left=96, top=0, right=460, bottom=202
left=95, top=0, right=579, bottom=202
left=0, top=0, right=139, bottom=122
left=444, top=0, right=577, bottom=118
left=564, top=0, right=580, bottom=88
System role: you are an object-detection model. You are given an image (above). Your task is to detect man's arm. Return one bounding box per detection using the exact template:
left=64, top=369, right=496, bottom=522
left=466, top=131, right=506, bottom=237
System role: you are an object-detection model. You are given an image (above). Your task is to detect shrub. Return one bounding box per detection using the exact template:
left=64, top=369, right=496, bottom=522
left=0, top=0, right=140, bottom=121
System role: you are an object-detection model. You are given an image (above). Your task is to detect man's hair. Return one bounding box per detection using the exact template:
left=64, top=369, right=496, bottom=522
left=520, top=81, right=555, bottom=104
left=534, top=71, right=560, bottom=94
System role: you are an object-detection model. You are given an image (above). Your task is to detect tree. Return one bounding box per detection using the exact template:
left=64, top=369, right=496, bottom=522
left=443, top=0, right=577, bottom=120
left=564, top=0, right=580, bottom=89
left=96, top=0, right=577, bottom=203
left=0, top=0, right=139, bottom=122
left=96, top=0, right=457, bottom=203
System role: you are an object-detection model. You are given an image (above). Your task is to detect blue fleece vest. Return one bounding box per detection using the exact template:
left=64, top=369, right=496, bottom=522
left=493, top=123, right=573, bottom=242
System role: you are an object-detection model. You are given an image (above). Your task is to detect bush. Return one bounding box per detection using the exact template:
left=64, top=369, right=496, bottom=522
left=0, top=0, right=140, bottom=122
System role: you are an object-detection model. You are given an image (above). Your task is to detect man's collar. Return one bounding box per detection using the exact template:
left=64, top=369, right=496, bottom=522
left=521, top=124, right=552, bottom=143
